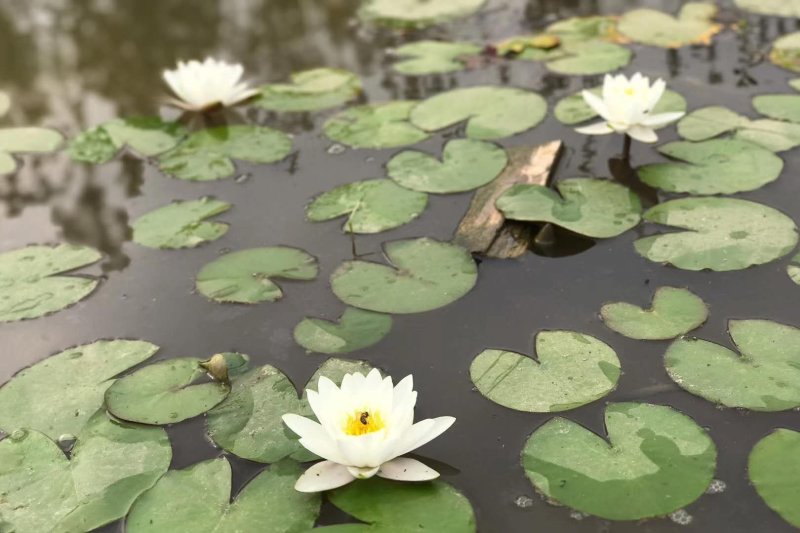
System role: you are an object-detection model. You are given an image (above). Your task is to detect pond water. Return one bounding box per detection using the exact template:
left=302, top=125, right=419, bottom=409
left=1, top=0, right=799, bottom=531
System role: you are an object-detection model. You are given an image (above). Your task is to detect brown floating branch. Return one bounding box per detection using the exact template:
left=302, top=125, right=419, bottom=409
left=453, top=140, right=562, bottom=259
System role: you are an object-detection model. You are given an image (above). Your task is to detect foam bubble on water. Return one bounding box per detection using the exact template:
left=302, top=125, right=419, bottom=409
left=706, top=479, right=727, bottom=494
left=514, top=495, right=534, bottom=508
left=569, top=511, right=588, bottom=521
left=327, top=144, right=346, bottom=155
left=669, top=509, right=693, bottom=526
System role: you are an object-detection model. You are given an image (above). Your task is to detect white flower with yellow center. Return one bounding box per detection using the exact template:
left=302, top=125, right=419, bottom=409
left=162, top=57, right=259, bottom=111
left=576, top=73, right=684, bottom=143
left=282, top=369, right=455, bottom=493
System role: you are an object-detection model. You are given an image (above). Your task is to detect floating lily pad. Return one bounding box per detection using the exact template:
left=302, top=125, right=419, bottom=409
left=0, top=412, right=170, bottom=533
left=637, top=139, right=783, bottom=194
left=69, top=117, right=186, bottom=164
left=0, top=126, right=63, bottom=174
left=358, top=0, right=486, bottom=28
left=555, top=88, right=686, bottom=126
left=256, top=68, right=361, bottom=112
left=665, top=320, right=800, bottom=411
left=748, top=429, right=800, bottom=528
left=527, top=40, right=632, bottom=75
left=158, top=125, right=292, bottom=181
left=324, top=101, right=429, bottom=149
left=752, top=93, right=800, bottom=123
left=634, top=197, right=798, bottom=271
left=294, top=307, right=392, bottom=354
left=618, top=3, right=722, bottom=48
left=736, top=0, right=800, bottom=17
left=196, top=246, right=318, bottom=304
left=306, top=178, right=428, bottom=234
left=770, top=32, right=800, bottom=73
left=544, top=15, right=627, bottom=42
left=393, top=41, right=481, bottom=75
left=788, top=253, right=800, bottom=285
left=677, top=106, right=800, bottom=152
left=470, top=330, right=620, bottom=413
left=126, top=458, right=319, bottom=532
left=523, top=402, right=717, bottom=520
left=409, top=87, right=547, bottom=140
left=601, top=287, right=708, bottom=340
left=330, top=237, right=477, bottom=314
left=496, top=178, right=642, bottom=239
left=132, top=198, right=231, bottom=249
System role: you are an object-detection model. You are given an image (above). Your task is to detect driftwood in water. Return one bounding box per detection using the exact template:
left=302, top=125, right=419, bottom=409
left=453, top=140, right=562, bottom=258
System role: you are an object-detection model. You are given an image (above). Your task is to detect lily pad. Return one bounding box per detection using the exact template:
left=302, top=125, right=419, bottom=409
left=736, top=0, right=800, bottom=17
left=69, top=117, right=186, bottom=164
left=294, top=307, right=392, bottom=354
left=678, top=106, right=800, bottom=152
left=748, top=429, right=800, bottom=528
left=387, top=139, right=507, bottom=194
left=530, top=40, right=632, bottom=75
left=637, top=139, right=783, bottom=195
left=752, top=93, right=800, bottom=123
left=126, top=458, right=319, bottom=532
left=330, top=237, right=477, bottom=314
left=470, top=330, right=621, bottom=413
left=522, top=402, right=717, bottom=520
left=634, top=197, right=798, bottom=271
left=496, top=178, right=642, bottom=239
left=256, top=68, right=361, bottom=112
left=358, top=0, right=486, bottom=28
left=409, top=86, right=547, bottom=140
left=132, top=198, right=231, bottom=249
left=306, top=178, right=428, bottom=234
left=0, top=126, right=63, bottom=174
left=618, top=3, right=722, bottom=48
left=196, top=246, right=318, bottom=304
left=555, top=88, right=686, bottom=126
left=770, top=32, right=800, bottom=73
left=158, top=125, right=292, bottom=181
left=788, top=253, right=800, bottom=285
left=665, top=319, right=800, bottom=411
left=324, top=101, right=429, bottom=149
left=601, top=287, right=708, bottom=340
left=392, top=41, right=482, bottom=75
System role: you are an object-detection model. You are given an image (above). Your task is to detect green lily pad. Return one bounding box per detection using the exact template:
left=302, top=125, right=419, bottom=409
left=555, top=88, right=686, bottom=126
left=496, top=178, right=642, bottom=239
left=69, top=117, right=186, bottom=164
left=158, top=125, right=292, bottom=181
left=523, top=402, right=717, bottom=520
left=665, top=319, right=800, bottom=411
left=0, top=413, right=171, bottom=533
left=294, top=307, right=392, bottom=354
left=530, top=40, right=632, bottom=75
left=788, top=253, right=800, bottom=285
left=637, top=139, right=783, bottom=194
left=736, top=0, right=800, bottom=17
left=544, top=15, right=626, bottom=41
left=752, top=93, right=800, bottom=123
left=387, top=139, right=507, bottom=194
left=748, top=429, right=800, bottom=528
left=618, top=2, right=722, bottom=48
left=196, top=246, right=318, bottom=304
left=0, top=126, right=63, bottom=174
left=470, top=330, right=620, bottom=413
left=126, top=458, right=319, bottom=532
left=601, top=287, right=708, bottom=340
left=392, top=41, right=482, bottom=75
left=770, top=32, right=800, bottom=73
left=330, top=237, right=477, bottom=314
left=256, top=68, right=361, bottom=112
left=0, top=244, right=102, bottom=322
left=677, top=106, right=800, bottom=152
left=306, top=178, right=428, bottom=234
left=324, top=101, right=429, bottom=149
left=132, top=198, right=231, bottom=249
left=358, top=0, right=486, bottom=28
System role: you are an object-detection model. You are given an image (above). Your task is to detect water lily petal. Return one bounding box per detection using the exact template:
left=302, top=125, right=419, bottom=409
left=627, top=125, right=658, bottom=143
left=391, top=416, right=456, bottom=458
left=295, top=460, right=356, bottom=493
left=347, top=465, right=380, bottom=479
left=640, top=111, right=685, bottom=128
left=646, top=78, right=666, bottom=111
left=378, top=457, right=440, bottom=481
left=575, top=121, right=615, bottom=135
left=282, top=413, right=345, bottom=464
left=582, top=90, right=610, bottom=121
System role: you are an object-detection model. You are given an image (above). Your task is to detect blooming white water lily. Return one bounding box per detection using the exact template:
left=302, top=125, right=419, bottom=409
left=576, top=73, right=685, bottom=143
left=282, top=369, right=455, bottom=493
left=162, top=57, right=259, bottom=111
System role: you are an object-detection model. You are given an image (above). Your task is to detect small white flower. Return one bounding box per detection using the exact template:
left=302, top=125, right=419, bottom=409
left=576, top=73, right=685, bottom=143
left=162, top=57, right=258, bottom=111
left=282, top=369, right=455, bottom=493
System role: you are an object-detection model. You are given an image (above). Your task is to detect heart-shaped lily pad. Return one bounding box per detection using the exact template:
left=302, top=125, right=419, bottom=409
left=358, top=0, right=486, bottom=28
left=737, top=0, right=800, bottom=17
left=0, top=244, right=102, bottom=322
left=409, top=86, right=547, bottom=140
left=132, top=198, right=231, bottom=249
left=523, top=402, right=717, bottom=520
left=69, top=117, right=186, bottom=164
left=330, top=237, right=478, bottom=314
left=196, top=246, right=318, bottom=304
left=324, top=101, right=429, bottom=149
left=0, top=126, right=63, bottom=174
left=601, top=287, right=708, bottom=340
left=748, top=429, right=800, bottom=528
left=306, top=178, right=428, bottom=234
left=770, top=32, right=800, bottom=73
left=518, top=40, right=632, bottom=75
left=555, top=88, right=686, bottom=126
left=753, top=93, right=800, bottom=123
left=126, top=458, right=319, bottom=532
left=678, top=106, right=800, bottom=152
left=665, top=319, right=800, bottom=411
left=496, top=178, right=642, bottom=239
left=634, top=197, right=798, bottom=271
left=788, top=253, right=800, bottom=285
left=256, top=68, right=361, bottom=112
left=392, top=41, right=481, bottom=75
left=294, top=307, right=392, bottom=354
left=618, top=2, right=722, bottom=48
left=470, top=330, right=621, bottom=413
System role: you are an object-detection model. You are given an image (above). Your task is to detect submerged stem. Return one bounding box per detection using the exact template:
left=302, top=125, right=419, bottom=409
left=622, top=134, right=632, bottom=161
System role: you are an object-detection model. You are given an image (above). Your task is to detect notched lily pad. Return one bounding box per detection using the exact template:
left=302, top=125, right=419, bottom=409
left=555, top=88, right=686, bottom=126
left=748, top=429, right=800, bottom=528
left=392, top=41, right=482, bottom=75
left=132, top=197, right=231, bottom=249
left=294, top=307, right=392, bottom=354
left=358, top=0, right=486, bottom=28
left=678, top=106, right=800, bottom=152
left=256, top=68, right=361, bottom=112
left=69, top=117, right=186, bottom=164
left=618, top=2, right=722, bottom=48
left=770, top=32, right=800, bottom=73
left=601, top=287, right=708, bottom=340
left=324, top=101, right=429, bottom=149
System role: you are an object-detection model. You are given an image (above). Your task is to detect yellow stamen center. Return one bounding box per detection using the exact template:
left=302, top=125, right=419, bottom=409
left=344, top=409, right=385, bottom=436
left=624, top=88, right=635, bottom=96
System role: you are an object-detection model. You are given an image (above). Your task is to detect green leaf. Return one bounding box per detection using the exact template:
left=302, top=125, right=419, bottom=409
left=788, top=252, right=800, bottom=285
left=736, top=0, right=800, bottom=16
left=544, top=15, right=625, bottom=41
left=69, top=117, right=186, bottom=164
left=601, top=287, right=708, bottom=340
left=392, top=41, right=481, bottom=75
left=618, top=2, right=722, bottom=48
left=0, top=412, right=170, bottom=533
left=126, top=458, right=320, bottom=532
left=496, top=178, right=642, bottom=239
left=306, top=178, right=428, bottom=234
left=470, top=330, right=620, bottom=413
left=637, top=139, right=783, bottom=194
left=409, top=86, right=547, bottom=140
left=0, top=127, right=63, bottom=153
left=132, top=198, right=231, bottom=249
left=330, top=237, right=477, bottom=314
left=358, top=0, right=486, bottom=28
left=0, top=151, right=16, bottom=173
left=256, top=68, right=361, bottom=112
left=677, top=106, right=800, bottom=152
left=555, top=88, right=686, bottom=126
left=324, top=101, right=429, bottom=149
left=294, top=307, right=392, bottom=354
left=665, top=319, right=800, bottom=411
left=0, top=244, right=101, bottom=322
left=770, top=31, right=800, bottom=73
left=158, top=125, right=292, bottom=181
left=387, top=139, right=507, bottom=194
left=540, top=40, right=631, bottom=75
left=196, top=246, right=318, bottom=304
left=752, top=93, right=800, bottom=123
left=523, top=402, right=717, bottom=520
left=748, top=429, right=800, bottom=528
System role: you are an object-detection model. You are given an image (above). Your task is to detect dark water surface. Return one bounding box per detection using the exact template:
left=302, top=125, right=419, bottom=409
left=1, top=0, right=799, bottom=531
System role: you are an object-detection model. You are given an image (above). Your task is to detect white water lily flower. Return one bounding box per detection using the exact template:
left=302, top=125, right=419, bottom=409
left=162, top=57, right=259, bottom=111
left=282, top=369, right=455, bottom=493
left=576, top=73, right=685, bottom=143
